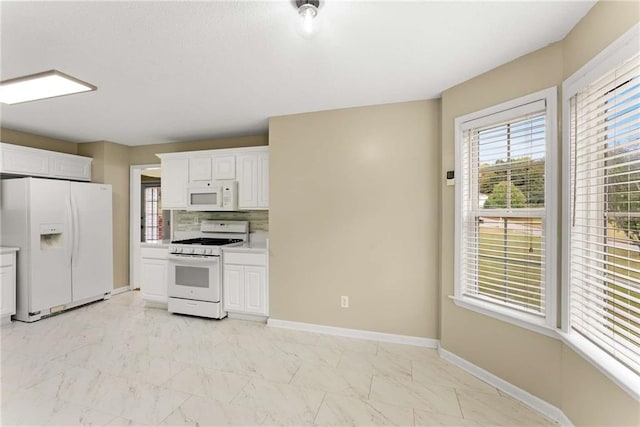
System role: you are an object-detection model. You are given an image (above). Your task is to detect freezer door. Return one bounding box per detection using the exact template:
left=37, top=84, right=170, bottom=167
left=28, top=179, right=73, bottom=312
left=70, top=182, right=113, bottom=302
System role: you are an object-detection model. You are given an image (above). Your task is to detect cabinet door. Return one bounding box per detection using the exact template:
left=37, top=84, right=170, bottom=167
left=236, top=154, right=258, bottom=209
left=257, top=150, right=269, bottom=209
left=1, top=146, right=49, bottom=176
left=161, top=158, right=189, bottom=208
left=244, top=266, right=267, bottom=315
left=0, top=262, right=16, bottom=317
left=189, top=157, right=213, bottom=183
left=223, top=265, right=244, bottom=312
left=213, top=155, right=236, bottom=180
left=51, top=156, right=91, bottom=181
left=141, top=258, right=168, bottom=303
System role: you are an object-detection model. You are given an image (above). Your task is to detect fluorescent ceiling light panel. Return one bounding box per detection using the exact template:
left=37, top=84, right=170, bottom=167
left=0, top=70, right=96, bottom=104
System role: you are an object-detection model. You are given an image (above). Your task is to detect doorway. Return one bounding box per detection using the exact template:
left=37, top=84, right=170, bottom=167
left=130, top=164, right=170, bottom=290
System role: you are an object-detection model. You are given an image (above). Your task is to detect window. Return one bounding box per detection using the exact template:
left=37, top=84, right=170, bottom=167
left=143, top=185, right=163, bottom=241
left=566, top=53, right=640, bottom=376
left=455, top=88, right=557, bottom=333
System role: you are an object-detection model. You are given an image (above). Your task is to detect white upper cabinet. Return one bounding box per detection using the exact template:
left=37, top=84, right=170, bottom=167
left=237, top=147, right=268, bottom=210
left=160, top=156, right=189, bottom=209
left=51, top=156, right=91, bottom=180
left=189, top=156, right=213, bottom=183
left=0, top=143, right=91, bottom=181
left=157, top=146, right=268, bottom=211
left=237, top=153, right=259, bottom=209
left=258, top=150, right=269, bottom=208
left=213, top=155, right=236, bottom=180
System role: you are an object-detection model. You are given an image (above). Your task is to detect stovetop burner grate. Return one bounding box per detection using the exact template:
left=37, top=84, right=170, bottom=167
left=171, top=238, right=243, bottom=246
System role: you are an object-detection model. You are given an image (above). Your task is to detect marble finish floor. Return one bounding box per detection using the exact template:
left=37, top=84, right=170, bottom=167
left=1, top=291, right=555, bottom=426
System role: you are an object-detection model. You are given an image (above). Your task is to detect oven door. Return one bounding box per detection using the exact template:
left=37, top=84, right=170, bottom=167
left=167, top=255, right=221, bottom=302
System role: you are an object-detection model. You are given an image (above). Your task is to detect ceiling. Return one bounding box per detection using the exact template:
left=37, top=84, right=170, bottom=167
left=1, top=1, right=595, bottom=146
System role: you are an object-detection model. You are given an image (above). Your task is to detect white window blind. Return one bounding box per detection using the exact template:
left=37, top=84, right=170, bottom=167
left=568, top=52, right=640, bottom=375
left=458, top=94, right=555, bottom=325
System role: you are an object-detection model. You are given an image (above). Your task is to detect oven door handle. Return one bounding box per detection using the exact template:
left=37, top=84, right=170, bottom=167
left=168, top=254, right=220, bottom=263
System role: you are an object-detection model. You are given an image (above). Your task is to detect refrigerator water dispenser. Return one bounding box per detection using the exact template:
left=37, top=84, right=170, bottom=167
left=40, top=224, right=64, bottom=249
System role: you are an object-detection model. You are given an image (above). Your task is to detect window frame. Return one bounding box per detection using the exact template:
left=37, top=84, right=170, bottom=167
left=141, top=181, right=163, bottom=242
left=454, top=87, right=558, bottom=337
left=561, top=23, right=640, bottom=400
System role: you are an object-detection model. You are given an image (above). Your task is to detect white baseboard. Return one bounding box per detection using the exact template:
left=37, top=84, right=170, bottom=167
left=438, top=346, right=573, bottom=427
left=110, top=286, right=130, bottom=296
left=243, top=318, right=575, bottom=425
left=228, top=312, right=268, bottom=323
left=267, top=318, right=439, bottom=348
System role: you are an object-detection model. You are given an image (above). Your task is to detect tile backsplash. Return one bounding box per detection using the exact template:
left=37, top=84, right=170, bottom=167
left=173, top=210, right=269, bottom=233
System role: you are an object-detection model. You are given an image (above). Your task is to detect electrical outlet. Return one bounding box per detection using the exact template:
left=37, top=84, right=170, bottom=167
left=341, top=296, right=349, bottom=308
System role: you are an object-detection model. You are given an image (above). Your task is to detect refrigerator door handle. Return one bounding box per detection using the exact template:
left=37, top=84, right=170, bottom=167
left=66, top=195, right=74, bottom=268
left=71, top=191, right=80, bottom=263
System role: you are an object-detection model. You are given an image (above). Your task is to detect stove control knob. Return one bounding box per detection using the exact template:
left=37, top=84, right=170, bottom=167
left=175, top=247, right=183, bottom=253
left=184, top=247, right=193, bottom=254
left=205, top=248, right=212, bottom=255
left=194, top=248, right=204, bottom=255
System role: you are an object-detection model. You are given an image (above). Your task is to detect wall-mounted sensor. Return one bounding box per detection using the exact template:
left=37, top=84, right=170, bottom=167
left=446, top=170, right=455, bottom=186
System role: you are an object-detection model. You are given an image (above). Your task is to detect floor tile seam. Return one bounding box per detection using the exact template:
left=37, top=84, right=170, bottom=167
left=270, top=337, right=344, bottom=355
left=452, top=387, right=465, bottom=419
left=287, top=362, right=303, bottom=385
left=366, top=394, right=470, bottom=425
left=228, top=375, right=253, bottom=406
left=311, top=392, right=327, bottom=424
left=367, top=380, right=467, bottom=419
left=286, top=375, right=371, bottom=401
left=410, top=372, right=502, bottom=396
left=155, top=393, right=195, bottom=426
left=15, top=365, right=72, bottom=392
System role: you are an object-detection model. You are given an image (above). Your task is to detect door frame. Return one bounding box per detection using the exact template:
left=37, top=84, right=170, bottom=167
left=129, top=163, right=160, bottom=290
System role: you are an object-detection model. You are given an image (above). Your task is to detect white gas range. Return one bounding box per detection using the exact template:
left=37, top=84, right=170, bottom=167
left=167, top=220, right=248, bottom=319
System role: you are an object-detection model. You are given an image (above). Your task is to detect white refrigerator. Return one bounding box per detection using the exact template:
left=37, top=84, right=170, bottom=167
left=1, top=177, right=113, bottom=322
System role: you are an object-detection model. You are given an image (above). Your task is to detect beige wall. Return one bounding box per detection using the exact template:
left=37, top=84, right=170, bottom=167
left=128, top=135, right=268, bottom=165
left=1, top=127, right=78, bottom=154
left=269, top=100, right=441, bottom=338
left=440, top=1, right=639, bottom=425
left=440, top=41, right=565, bottom=405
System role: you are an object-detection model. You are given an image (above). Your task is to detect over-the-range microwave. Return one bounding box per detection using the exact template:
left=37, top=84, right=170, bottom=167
left=187, top=180, right=238, bottom=211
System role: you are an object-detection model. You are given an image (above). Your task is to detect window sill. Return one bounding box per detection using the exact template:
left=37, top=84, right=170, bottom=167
left=452, top=296, right=559, bottom=339
left=559, top=331, right=640, bottom=402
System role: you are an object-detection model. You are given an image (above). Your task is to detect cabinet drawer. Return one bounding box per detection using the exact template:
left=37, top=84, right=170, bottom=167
left=168, top=297, right=223, bottom=318
left=224, top=252, right=267, bottom=266
left=140, top=247, right=168, bottom=259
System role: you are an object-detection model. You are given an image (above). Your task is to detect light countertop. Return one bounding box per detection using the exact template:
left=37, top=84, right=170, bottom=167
left=0, top=247, right=20, bottom=254
left=140, top=240, right=171, bottom=248
left=223, top=241, right=268, bottom=254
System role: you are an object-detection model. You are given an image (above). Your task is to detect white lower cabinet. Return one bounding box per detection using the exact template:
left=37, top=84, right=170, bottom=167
left=0, top=251, right=17, bottom=321
left=140, top=247, right=168, bottom=304
left=223, top=250, right=268, bottom=316
left=223, top=265, right=244, bottom=312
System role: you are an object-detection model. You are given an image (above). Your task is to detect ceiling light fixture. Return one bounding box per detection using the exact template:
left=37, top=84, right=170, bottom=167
left=296, top=0, right=320, bottom=39
left=0, top=70, right=96, bottom=105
